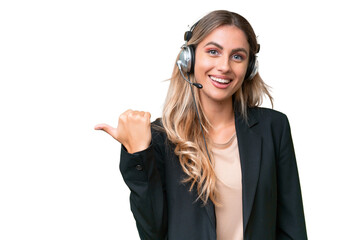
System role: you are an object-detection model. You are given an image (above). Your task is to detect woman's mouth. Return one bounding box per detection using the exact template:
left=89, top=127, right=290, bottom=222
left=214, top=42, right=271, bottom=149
left=209, top=75, right=232, bottom=89
left=209, top=75, right=231, bottom=84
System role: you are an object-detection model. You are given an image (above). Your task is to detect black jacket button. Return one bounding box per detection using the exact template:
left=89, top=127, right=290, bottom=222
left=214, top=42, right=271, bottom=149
left=135, top=164, right=143, bottom=171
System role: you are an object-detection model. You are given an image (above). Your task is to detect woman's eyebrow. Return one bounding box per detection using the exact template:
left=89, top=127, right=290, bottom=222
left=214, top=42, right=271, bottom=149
left=204, top=41, right=223, bottom=49
left=204, top=41, right=248, bottom=56
left=231, top=48, right=248, bottom=56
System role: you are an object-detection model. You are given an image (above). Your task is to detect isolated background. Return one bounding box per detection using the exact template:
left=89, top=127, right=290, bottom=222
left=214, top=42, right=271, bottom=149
left=1, top=0, right=359, bottom=239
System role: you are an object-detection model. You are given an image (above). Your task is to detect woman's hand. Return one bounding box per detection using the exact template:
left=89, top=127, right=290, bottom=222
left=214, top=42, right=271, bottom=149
left=94, top=110, right=152, bottom=154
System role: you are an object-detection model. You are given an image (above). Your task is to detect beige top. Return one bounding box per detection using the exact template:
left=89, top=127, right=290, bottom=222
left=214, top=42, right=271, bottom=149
left=213, top=134, right=243, bottom=240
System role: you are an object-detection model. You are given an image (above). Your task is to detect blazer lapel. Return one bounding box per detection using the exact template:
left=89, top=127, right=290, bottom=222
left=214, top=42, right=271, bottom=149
left=235, top=111, right=262, bottom=233
left=204, top=198, right=216, bottom=228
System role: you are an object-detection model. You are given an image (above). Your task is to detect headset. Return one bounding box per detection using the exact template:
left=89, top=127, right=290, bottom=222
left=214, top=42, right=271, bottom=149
left=176, top=22, right=259, bottom=85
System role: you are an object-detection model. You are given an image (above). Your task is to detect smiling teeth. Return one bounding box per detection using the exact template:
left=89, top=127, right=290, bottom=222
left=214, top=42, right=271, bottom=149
left=210, top=76, right=230, bottom=84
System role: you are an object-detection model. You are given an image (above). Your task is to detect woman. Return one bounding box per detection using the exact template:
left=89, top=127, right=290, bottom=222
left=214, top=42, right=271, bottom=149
left=95, top=10, right=307, bottom=240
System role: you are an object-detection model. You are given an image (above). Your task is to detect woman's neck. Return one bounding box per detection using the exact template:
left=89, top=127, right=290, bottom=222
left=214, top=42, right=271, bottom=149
left=201, top=96, right=233, bottom=124
left=201, top=97, right=236, bottom=143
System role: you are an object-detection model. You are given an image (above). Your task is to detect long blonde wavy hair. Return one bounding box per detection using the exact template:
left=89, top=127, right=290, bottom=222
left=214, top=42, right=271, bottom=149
left=161, top=10, right=273, bottom=205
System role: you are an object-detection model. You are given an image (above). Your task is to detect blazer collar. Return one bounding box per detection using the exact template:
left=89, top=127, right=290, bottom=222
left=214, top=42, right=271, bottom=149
left=235, top=110, right=262, bottom=233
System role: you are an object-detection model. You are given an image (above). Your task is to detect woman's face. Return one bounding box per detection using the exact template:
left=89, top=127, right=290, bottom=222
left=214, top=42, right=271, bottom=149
left=194, top=25, right=250, bottom=105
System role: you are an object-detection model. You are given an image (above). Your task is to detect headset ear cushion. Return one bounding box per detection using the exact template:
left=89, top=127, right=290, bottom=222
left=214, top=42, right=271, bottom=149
left=188, top=45, right=195, bottom=73
left=179, top=45, right=195, bottom=73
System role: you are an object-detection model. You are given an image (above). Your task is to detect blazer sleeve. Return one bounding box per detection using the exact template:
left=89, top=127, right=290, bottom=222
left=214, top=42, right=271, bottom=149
left=119, top=126, right=168, bottom=240
left=276, top=115, right=307, bottom=240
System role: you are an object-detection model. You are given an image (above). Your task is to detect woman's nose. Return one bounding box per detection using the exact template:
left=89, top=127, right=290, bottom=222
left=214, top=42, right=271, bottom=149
left=216, top=56, right=231, bottom=72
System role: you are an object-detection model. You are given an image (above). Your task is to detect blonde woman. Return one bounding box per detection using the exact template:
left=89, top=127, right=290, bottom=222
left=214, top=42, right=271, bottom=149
left=95, top=10, right=307, bottom=240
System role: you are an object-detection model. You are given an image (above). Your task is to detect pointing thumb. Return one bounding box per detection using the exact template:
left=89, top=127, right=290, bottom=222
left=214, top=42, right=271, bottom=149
left=94, top=123, right=117, bottom=139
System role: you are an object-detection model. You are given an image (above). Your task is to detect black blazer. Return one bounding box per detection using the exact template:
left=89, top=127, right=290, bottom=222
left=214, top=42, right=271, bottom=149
left=120, top=107, right=307, bottom=240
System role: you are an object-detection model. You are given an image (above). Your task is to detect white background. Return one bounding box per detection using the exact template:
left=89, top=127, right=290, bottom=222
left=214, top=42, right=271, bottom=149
left=1, top=0, right=359, bottom=239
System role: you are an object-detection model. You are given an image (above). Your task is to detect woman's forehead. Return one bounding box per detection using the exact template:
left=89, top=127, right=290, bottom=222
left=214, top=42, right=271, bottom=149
left=198, top=25, right=250, bottom=50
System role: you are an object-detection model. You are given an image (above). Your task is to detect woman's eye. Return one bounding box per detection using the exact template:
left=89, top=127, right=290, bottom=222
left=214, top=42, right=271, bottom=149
left=233, top=54, right=244, bottom=61
left=208, top=49, right=218, bottom=55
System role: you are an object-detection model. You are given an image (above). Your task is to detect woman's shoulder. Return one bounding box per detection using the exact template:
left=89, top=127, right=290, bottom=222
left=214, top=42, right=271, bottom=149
left=248, top=107, right=290, bottom=127
left=150, top=118, right=168, bottom=142
left=249, top=107, right=288, bottom=119
left=151, top=118, right=164, bottom=131
left=151, top=117, right=163, bottom=127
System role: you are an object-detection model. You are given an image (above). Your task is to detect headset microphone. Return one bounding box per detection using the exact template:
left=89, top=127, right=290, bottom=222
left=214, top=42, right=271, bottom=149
left=192, top=83, right=203, bottom=89
left=176, top=61, right=203, bottom=89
